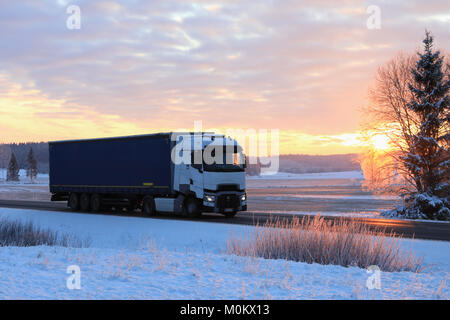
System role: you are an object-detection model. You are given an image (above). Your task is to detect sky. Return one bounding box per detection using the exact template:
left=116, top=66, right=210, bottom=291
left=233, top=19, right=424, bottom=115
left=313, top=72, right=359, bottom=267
left=0, top=0, right=449, bottom=154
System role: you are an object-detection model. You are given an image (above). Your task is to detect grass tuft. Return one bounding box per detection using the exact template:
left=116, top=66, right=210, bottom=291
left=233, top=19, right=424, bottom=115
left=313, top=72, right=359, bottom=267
left=0, top=218, right=89, bottom=248
left=227, top=215, right=423, bottom=272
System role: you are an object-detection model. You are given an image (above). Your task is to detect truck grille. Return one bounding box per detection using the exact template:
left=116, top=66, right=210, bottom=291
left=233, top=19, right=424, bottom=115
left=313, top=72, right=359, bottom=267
left=217, top=194, right=239, bottom=209
left=217, top=184, right=239, bottom=191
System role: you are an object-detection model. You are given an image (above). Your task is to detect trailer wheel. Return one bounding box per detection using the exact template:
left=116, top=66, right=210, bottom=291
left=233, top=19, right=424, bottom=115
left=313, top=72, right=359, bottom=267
left=127, top=199, right=137, bottom=213
left=90, top=194, right=102, bottom=212
left=68, top=193, right=80, bottom=211
left=142, top=196, right=156, bottom=216
left=184, top=197, right=202, bottom=218
left=80, top=193, right=91, bottom=212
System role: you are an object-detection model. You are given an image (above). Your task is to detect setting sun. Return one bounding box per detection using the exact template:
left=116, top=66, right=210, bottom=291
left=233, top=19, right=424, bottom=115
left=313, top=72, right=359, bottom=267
left=370, top=134, right=391, bottom=151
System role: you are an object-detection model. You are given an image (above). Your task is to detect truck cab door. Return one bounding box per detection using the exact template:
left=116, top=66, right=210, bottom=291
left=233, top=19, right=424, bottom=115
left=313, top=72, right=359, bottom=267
left=174, top=163, right=190, bottom=194
left=189, top=165, right=204, bottom=199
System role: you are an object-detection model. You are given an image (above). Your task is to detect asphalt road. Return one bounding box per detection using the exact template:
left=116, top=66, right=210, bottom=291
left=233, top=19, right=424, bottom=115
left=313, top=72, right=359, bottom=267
left=0, top=199, right=449, bottom=241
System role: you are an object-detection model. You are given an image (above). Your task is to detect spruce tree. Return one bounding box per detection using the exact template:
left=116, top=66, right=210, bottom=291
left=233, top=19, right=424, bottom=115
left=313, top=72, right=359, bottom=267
left=6, top=152, right=19, bottom=182
left=26, top=147, right=38, bottom=182
left=401, top=31, right=449, bottom=220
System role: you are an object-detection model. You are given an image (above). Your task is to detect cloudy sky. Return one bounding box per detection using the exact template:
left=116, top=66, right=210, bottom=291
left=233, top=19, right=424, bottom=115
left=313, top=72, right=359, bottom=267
left=0, top=0, right=448, bottom=154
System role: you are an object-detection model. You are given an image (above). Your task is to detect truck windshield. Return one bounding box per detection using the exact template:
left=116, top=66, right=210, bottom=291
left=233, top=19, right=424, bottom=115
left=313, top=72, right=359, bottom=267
left=203, top=151, right=245, bottom=172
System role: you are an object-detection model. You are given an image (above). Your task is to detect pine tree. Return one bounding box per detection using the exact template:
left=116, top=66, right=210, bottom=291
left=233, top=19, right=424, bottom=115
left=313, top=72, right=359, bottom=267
left=26, top=147, right=38, bottom=182
left=6, top=152, right=19, bottom=182
left=400, top=31, right=449, bottom=220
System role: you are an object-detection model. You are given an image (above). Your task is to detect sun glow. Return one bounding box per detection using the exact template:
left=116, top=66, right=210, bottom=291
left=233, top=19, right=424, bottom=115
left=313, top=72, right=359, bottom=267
left=369, top=133, right=391, bottom=151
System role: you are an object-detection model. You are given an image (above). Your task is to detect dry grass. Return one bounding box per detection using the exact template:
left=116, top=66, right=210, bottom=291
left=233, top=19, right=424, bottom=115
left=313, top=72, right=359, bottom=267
left=0, top=218, right=89, bottom=247
left=227, top=215, right=423, bottom=272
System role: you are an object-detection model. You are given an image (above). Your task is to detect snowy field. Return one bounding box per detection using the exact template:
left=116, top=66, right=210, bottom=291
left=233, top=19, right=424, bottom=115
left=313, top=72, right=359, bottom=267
left=0, top=169, right=49, bottom=201
left=0, top=207, right=449, bottom=299
left=0, top=169, right=431, bottom=222
left=0, top=169, right=49, bottom=185
left=246, top=171, right=363, bottom=189
left=0, top=170, right=404, bottom=218
left=0, top=170, right=362, bottom=186
left=248, top=170, right=365, bottom=181
left=246, top=171, right=402, bottom=219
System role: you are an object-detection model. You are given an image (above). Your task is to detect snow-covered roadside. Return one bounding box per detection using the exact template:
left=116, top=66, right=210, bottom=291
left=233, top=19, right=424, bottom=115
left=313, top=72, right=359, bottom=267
left=0, top=185, right=49, bottom=193
left=0, top=207, right=448, bottom=299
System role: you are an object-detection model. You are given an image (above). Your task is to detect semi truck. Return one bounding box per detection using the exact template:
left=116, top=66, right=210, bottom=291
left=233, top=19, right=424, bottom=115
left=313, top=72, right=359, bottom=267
left=49, top=132, right=247, bottom=218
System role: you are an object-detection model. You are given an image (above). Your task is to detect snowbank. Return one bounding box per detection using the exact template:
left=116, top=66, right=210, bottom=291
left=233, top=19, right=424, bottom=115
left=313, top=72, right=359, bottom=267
left=0, top=207, right=448, bottom=299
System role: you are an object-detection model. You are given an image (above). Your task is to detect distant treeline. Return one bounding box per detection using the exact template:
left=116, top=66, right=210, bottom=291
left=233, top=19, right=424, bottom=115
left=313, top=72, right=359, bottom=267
left=244, top=154, right=361, bottom=175
left=0, top=142, right=361, bottom=175
left=0, top=142, right=49, bottom=173
left=278, top=154, right=361, bottom=173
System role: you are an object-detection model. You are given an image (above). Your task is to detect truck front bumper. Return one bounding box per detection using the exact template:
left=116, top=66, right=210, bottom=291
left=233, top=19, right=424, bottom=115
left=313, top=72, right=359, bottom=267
left=203, top=191, right=247, bottom=213
left=202, top=204, right=247, bottom=213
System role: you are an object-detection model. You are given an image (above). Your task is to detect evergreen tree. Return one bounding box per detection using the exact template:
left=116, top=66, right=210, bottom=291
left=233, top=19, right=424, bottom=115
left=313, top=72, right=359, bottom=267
left=26, top=147, right=38, bottom=182
left=0, top=145, right=11, bottom=181
left=400, top=31, right=449, bottom=220
left=6, top=152, right=19, bottom=182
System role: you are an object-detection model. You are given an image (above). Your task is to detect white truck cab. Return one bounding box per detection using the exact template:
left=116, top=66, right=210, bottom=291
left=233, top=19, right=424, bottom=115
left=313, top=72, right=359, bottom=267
left=157, top=132, right=247, bottom=217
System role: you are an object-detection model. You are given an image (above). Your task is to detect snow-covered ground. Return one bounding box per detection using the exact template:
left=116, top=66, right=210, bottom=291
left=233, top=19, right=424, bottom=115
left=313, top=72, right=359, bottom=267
left=0, top=169, right=49, bottom=201
left=0, top=207, right=448, bottom=299
left=0, top=170, right=363, bottom=185
left=245, top=170, right=399, bottom=219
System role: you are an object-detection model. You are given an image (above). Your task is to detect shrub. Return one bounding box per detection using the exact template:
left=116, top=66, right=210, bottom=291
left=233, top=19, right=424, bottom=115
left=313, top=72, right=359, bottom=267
left=227, top=215, right=423, bottom=272
left=0, top=218, right=89, bottom=247
left=383, top=193, right=450, bottom=221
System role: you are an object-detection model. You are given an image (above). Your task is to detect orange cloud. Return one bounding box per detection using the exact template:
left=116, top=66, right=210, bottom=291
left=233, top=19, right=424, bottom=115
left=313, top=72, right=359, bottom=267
left=0, top=74, right=152, bottom=143
left=0, top=74, right=368, bottom=154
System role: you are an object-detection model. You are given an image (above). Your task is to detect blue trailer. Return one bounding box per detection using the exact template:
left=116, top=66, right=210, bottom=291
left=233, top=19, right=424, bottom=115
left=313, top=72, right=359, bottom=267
left=49, top=133, right=247, bottom=217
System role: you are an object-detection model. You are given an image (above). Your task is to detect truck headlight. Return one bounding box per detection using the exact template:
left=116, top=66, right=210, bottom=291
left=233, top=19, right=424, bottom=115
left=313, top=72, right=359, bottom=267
left=240, top=194, right=246, bottom=201
left=204, top=195, right=215, bottom=202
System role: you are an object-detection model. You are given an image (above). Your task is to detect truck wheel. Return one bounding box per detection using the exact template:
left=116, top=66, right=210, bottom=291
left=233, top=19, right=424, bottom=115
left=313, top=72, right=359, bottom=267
left=68, top=193, right=80, bottom=211
left=80, top=193, right=91, bottom=212
left=142, top=196, right=156, bottom=216
left=184, top=197, right=202, bottom=218
left=90, top=194, right=102, bottom=212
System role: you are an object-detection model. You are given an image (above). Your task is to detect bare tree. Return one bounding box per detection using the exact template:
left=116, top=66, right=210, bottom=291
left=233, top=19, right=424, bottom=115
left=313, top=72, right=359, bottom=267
left=359, top=149, right=405, bottom=194
left=360, top=53, right=418, bottom=193
left=361, top=32, right=449, bottom=219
